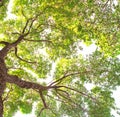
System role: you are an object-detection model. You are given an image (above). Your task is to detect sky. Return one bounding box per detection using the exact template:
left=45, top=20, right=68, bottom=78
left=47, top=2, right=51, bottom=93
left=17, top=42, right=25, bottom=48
left=5, top=0, right=120, bottom=117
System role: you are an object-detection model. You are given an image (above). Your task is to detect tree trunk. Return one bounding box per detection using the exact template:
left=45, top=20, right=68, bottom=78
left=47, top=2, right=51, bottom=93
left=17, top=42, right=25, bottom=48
left=0, top=96, right=3, bottom=117
left=0, top=80, right=6, bottom=117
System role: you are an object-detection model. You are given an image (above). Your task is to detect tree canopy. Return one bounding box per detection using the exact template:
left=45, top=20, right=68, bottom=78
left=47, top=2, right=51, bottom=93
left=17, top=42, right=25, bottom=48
left=0, top=0, right=120, bottom=117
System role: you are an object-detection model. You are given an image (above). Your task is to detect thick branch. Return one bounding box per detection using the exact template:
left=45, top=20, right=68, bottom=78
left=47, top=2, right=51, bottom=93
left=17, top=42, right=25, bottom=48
left=6, top=75, right=47, bottom=91
left=11, top=34, right=27, bottom=47
left=0, top=35, right=25, bottom=58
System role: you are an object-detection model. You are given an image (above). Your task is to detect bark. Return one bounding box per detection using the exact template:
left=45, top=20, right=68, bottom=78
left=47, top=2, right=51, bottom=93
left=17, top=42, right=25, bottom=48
left=0, top=56, right=7, bottom=117
left=0, top=96, right=3, bottom=117
left=0, top=80, right=6, bottom=117
left=0, top=35, right=25, bottom=59
left=6, top=75, right=47, bottom=91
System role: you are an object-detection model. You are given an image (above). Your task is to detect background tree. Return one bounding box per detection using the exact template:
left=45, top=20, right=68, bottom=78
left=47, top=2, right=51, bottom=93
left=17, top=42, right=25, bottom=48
left=0, top=0, right=120, bottom=117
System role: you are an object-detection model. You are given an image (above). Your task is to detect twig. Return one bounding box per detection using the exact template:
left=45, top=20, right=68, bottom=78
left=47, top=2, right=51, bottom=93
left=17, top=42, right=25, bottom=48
left=21, top=9, right=27, bottom=19
left=102, top=0, right=110, bottom=10
left=3, top=86, right=13, bottom=102
left=56, top=88, right=70, bottom=97
left=49, top=72, right=81, bottom=86
left=24, top=12, right=43, bottom=35
left=37, top=107, right=45, bottom=117
left=12, top=32, right=20, bottom=35
left=22, top=18, right=31, bottom=34
left=55, top=91, right=88, bottom=112
left=57, top=86, right=97, bottom=101
left=48, top=107, right=58, bottom=116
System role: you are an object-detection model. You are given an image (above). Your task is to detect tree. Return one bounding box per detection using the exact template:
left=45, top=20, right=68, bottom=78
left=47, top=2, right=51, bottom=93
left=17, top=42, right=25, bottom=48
left=0, top=0, right=120, bottom=117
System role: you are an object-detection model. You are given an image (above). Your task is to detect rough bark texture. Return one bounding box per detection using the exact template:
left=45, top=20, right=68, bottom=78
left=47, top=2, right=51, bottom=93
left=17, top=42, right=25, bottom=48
left=6, top=75, right=47, bottom=91
left=0, top=80, right=6, bottom=117
left=0, top=96, right=3, bottom=117
left=0, top=58, right=6, bottom=117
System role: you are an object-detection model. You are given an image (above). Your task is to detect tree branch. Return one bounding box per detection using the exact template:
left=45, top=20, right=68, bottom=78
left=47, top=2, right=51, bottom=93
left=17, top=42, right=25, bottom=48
left=3, top=86, right=13, bottom=102
left=6, top=75, right=47, bottom=91
left=56, top=88, right=70, bottom=97
left=0, top=34, right=26, bottom=58
left=22, top=19, right=31, bottom=34
left=55, top=90, right=87, bottom=112
left=22, top=12, right=43, bottom=35
left=0, top=11, right=44, bottom=58
left=15, top=47, right=36, bottom=64
left=37, top=107, right=45, bottom=117
left=103, top=0, right=110, bottom=9
left=39, top=91, right=47, bottom=108
left=57, top=86, right=97, bottom=101
left=49, top=72, right=81, bottom=86
left=0, top=41, right=9, bottom=46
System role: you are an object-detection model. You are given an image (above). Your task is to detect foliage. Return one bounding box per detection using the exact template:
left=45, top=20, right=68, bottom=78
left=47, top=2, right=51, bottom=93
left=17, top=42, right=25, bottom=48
left=0, top=0, right=120, bottom=117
